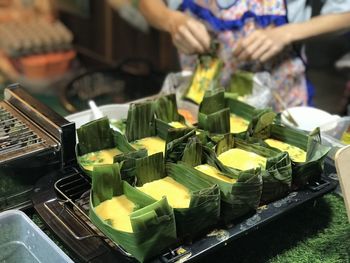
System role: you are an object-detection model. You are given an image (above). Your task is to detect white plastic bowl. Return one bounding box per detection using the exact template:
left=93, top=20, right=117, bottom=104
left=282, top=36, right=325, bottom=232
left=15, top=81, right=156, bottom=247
left=281, top=106, right=340, bottom=132
left=65, top=104, right=130, bottom=129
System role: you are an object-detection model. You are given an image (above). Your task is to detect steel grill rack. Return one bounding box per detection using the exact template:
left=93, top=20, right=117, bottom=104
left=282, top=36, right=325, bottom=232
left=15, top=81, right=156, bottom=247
left=0, top=84, right=76, bottom=166
left=0, top=84, right=76, bottom=211
left=0, top=105, right=45, bottom=156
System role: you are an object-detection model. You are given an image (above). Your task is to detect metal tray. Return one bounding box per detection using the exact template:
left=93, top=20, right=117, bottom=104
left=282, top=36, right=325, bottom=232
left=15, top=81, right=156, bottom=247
left=32, top=158, right=338, bottom=263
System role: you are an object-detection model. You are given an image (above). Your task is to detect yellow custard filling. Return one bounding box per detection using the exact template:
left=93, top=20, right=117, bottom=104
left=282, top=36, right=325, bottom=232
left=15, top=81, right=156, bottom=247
left=230, top=114, right=249, bottom=134
left=218, top=148, right=267, bottom=171
left=131, top=136, right=166, bottom=155
left=79, top=148, right=121, bottom=171
left=195, top=164, right=236, bottom=183
left=168, top=121, right=186, bottom=129
left=137, top=177, right=191, bottom=208
left=264, top=138, right=307, bottom=162
left=95, top=195, right=135, bottom=233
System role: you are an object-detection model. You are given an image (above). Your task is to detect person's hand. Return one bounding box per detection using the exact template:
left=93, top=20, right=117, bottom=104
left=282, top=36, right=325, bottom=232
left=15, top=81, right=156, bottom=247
left=166, top=11, right=211, bottom=55
left=234, top=26, right=293, bottom=63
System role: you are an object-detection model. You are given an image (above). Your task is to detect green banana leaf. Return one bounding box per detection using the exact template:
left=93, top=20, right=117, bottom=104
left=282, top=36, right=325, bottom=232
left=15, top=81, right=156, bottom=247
left=155, top=119, right=191, bottom=141
left=199, top=87, right=226, bottom=115
left=225, top=93, right=276, bottom=138
left=165, top=129, right=196, bottom=163
left=126, top=101, right=156, bottom=142
left=153, top=94, right=185, bottom=123
left=252, top=124, right=331, bottom=187
left=132, top=153, right=221, bottom=238
left=183, top=55, right=223, bottom=105
left=198, top=108, right=231, bottom=134
left=90, top=163, right=177, bottom=262
left=198, top=88, right=230, bottom=134
left=181, top=138, right=263, bottom=222
left=181, top=136, right=203, bottom=167
left=110, top=118, right=127, bottom=134
left=227, top=70, right=254, bottom=95
left=76, top=117, right=136, bottom=177
left=77, top=117, right=115, bottom=155
left=153, top=94, right=189, bottom=139
left=113, top=149, right=148, bottom=185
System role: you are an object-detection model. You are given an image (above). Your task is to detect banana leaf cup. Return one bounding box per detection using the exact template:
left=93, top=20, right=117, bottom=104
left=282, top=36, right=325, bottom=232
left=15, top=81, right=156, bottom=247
left=197, top=88, right=230, bottom=134
left=197, top=88, right=276, bottom=137
left=183, top=55, right=223, bottom=105
left=152, top=94, right=191, bottom=139
left=193, top=132, right=292, bottom=203
left=89, top=163, right=177, bottom=263
left=76, top=117, right=136, bottom=177
left=216, top=134, right=292, bottom=203
left=125, top=99, right=195, bottom=158
left=132, top=152, right=221, bottom=238
left=252, top=124, right=331, bottom=188
left=180, top=136, right=263, bottom=222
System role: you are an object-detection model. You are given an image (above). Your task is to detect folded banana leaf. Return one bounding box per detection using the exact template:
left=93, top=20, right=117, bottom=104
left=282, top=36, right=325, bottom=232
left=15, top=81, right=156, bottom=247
left=132, top=152, right=220, bottom=238
left=113, top=149, right=148, bottom=185
left=181, top=137, right=263, bottom=222
left=153, top=94, right=189, bottom=138
left=90, top=163, right=177, bottom=262
left=126, top=101, right=156, bottom=142
left=232, top=136, right=292, bottom=203
left=153, top=94, right=185, bottom=124
left=165, top=128, right=196, bottom=163
left=198, top=88, right=230, bottom=134
left=76, top=117, right=136, bottom=176
left=252, top=124, right=331, bottom=187
left=110, top=118, right=127, bottom=134
left=183, top=55, right=223, bottom=104
left=225, top=93, right=276, bottom=138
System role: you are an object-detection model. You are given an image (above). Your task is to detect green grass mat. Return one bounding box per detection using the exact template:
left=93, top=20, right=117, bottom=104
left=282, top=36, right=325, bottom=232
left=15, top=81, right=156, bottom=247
left=30, top=194, right=349, bottom=262
left=201, top=193, right=350, bottom=263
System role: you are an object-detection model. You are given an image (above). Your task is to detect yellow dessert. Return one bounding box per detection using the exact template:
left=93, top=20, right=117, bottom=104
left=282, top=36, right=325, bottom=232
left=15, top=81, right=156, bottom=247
left=79, top=148, right=121, bottom=171
left=218, top=148, right=267, bottom=171
left=95, top=195, right=135, bottom=232
left=195, top=164, right=236, bottom=183
left=264, top=138, right=307, bottom=162
left=131, top=136, right=166, bottom=155
left=168, top=121, right=186, bottom=129
left=230, top=114, right=249, bottom=134
left=137, top=177, right=191, bottom=208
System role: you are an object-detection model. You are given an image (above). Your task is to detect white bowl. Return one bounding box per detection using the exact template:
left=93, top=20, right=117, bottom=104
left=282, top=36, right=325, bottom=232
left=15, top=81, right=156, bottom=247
left=281, top=106, right=340, bottom=132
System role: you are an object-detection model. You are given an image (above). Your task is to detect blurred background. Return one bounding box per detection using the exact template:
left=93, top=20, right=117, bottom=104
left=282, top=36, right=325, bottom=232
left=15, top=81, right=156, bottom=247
left=0, top=0, right=348, bottom=116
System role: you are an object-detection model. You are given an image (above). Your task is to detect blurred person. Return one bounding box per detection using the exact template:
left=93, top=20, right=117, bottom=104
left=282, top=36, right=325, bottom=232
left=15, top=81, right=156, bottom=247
left=139, top=0, right=350, bottom=111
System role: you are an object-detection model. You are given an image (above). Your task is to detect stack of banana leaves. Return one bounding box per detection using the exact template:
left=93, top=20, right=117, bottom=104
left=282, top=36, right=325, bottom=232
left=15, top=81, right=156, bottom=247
left=89, top=162, right=177, bottom=263
left=251, top=124, right=331, bottom=187
left=183, top=54, right=222, bottom=104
